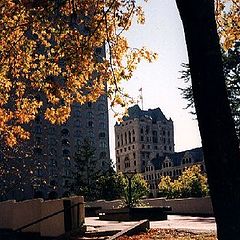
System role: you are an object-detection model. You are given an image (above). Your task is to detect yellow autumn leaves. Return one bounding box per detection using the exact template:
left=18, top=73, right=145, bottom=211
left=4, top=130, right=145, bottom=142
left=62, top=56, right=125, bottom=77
left=0, top=0, right=238, bottom=147
left=0, top=0, right=157, bottom=146
left=215, top=0, right=240, bottom=50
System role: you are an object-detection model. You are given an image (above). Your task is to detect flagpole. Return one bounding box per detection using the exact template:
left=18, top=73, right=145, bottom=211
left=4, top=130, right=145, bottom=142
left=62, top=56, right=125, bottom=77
left=139, top=88, right=143, bottom=110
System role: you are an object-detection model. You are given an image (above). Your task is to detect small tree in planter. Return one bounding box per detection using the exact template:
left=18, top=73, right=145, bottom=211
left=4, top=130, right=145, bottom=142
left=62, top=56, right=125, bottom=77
left=124, top=173, right=149, bottom=207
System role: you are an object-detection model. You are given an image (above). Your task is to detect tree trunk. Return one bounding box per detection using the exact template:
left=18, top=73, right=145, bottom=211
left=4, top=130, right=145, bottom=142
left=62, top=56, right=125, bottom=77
left=175, top=0, right=240, bottom=239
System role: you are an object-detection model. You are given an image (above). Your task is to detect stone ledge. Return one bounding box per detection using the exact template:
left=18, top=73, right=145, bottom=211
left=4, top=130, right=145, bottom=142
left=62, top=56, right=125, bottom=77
left=109, top=219, right=149, bottom=240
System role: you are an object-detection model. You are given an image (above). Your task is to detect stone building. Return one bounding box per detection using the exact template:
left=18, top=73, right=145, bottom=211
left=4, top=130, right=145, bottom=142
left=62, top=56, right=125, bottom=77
left=143, top=147, right=205, bottom=197
left=115, top=105, right=174, bottom=173
left=114, top=104, right=205, bottom=197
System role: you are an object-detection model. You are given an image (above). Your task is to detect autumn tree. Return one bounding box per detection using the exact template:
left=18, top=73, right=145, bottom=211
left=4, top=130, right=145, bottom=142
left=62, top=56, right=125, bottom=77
left=175, top=0, right=240, bottom=239
left=158, top=165, right=209, bottom=199
left=0, top=0, right=157, bottom=146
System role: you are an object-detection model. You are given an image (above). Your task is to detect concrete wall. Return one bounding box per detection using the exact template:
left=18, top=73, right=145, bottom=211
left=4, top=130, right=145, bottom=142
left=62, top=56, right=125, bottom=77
left=12, top=198, right=43, bottom=233
left=40, top=199, right=65, bottom=237
left=87, top=197, right=214, bottom=216
left=0, top=196, right=84, bottom=237
left=0, top=200, right=16, bottom=229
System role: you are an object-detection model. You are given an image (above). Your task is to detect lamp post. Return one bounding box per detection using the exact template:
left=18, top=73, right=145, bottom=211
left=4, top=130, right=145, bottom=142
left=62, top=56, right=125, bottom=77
left=124, top=171, right=136, bottom=208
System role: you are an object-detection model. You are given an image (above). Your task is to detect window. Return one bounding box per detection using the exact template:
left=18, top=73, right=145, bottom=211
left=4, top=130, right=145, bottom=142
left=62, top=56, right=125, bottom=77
left=99, top=132, right=106, bottom=138
left=88, top=121, right=94, bottom=127
left=87, top=102, right=92, bottom=108
left=87, top=112, right=94, bottom=119
left=76, top=139, right=82, bottom=146
left=74, top=110, right=81, bottom=117
left=75, top=120, right=81, bottom=127
left=35, top=115, right=41, bottom=123
left=48, top=127, right=55, bottom=135
left=35, top=126, right=42, bottom=134
left=34, top=147, right=42, bottom=155
left=146, top=126, right=150, bottom=134
left=35, top=137, right=41, bottom=145
left=61, top=128, right=69, bottom=136
left=64, top=158, right=71, bottom=166
left=50, top=159, right=57, bottom=167
left=100, top=152, right=107, bottom=159
left=128, top=131, right=131, bottom=143
left=99, top=122, right=105, bottom=129
left=50, top=148, right=57, bottom=156
left=100, top=141, right=107, bottom=148
left=63, top=149, right=70, bottom=156
left=62, top=139, right=70, bottom=146
left=153, top=131, right=158, bottom=143
left=141, top=136, right=144, bottom=141
left=98, top=103, right=105, bottom=111
left=99, top=113, right=105, bottom=120
left=36, top=168, right=43, bottom=177
left=74, top=130, right=81, bottom=137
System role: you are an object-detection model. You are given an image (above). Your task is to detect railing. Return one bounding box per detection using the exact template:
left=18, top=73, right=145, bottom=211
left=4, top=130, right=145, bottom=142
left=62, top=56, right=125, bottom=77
left=14, top=201, right=83, bottom=233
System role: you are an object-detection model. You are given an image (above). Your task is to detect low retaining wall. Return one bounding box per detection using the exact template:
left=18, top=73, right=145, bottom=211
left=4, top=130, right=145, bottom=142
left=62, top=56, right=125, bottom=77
left=0, top=196, right=84, bottom=237
left=87, top=197, right=214, bottom=216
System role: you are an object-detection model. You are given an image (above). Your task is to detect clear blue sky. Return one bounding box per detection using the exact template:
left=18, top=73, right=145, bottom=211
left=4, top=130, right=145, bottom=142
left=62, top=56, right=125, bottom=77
left=108, top=0, right=202, bottom=160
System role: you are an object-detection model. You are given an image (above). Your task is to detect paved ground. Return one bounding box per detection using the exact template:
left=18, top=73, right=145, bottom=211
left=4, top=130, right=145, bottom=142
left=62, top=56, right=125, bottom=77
left=150, top=215, right=216, bottom=233
left=85, top=215, right=217, bottom=234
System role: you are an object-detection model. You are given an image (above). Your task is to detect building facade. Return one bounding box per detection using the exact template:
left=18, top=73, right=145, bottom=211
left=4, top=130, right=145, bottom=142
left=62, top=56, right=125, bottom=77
left=143, top=147, right=205, bottom=197
left=115, top=105, right=174, bottom=173
left=0, top=95, right=111, bottom=201
left=115, top=104, right=205, bottom=197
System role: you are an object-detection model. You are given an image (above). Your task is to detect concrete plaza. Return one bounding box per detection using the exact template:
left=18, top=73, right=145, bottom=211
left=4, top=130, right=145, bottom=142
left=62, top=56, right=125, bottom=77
left=85, top=215, right=217, bottom=234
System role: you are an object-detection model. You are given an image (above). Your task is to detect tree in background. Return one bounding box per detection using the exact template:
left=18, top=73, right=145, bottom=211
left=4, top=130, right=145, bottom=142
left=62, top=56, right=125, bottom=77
left=97, top=172, right=126, bottom=201
left=158, top=165, right=209, bottom=199
left=71, top=138, right=100, bottom=201
left=180, top=42, right=240, bottom=138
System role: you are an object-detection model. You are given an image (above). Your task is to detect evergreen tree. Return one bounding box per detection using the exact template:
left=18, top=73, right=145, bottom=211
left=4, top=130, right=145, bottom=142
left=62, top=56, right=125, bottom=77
left=71, top=138, right=100, bottom=201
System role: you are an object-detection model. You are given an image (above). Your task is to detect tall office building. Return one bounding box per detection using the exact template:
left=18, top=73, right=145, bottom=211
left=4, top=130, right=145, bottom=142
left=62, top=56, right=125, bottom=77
left=0, top=94, right=111, bottom=201
left=115, top=105, right=174, bottom=174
